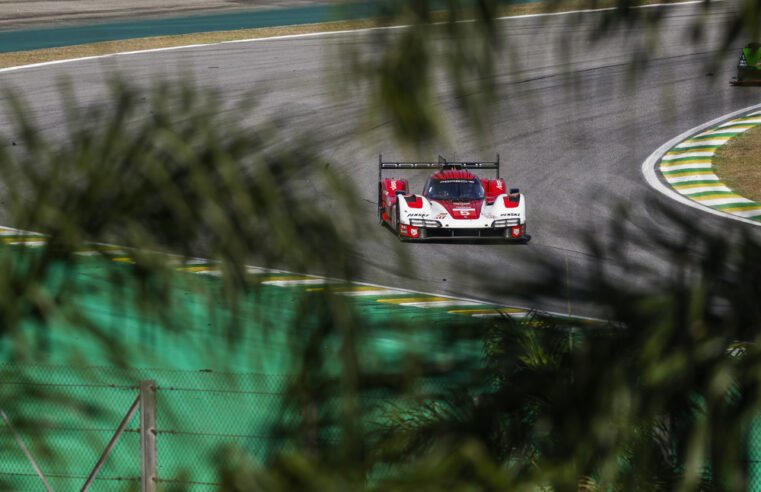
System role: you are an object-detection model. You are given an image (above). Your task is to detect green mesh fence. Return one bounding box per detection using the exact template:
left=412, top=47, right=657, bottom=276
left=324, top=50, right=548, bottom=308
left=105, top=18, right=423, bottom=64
left=0, top=365, right=141, bottom=490
left=2, top=244, right=759, bottom=488
left=748, top=418, right=761, bottom=491
left=0, top=366, right=296, bottom=490
left=0, top=245, right=484, bottom=489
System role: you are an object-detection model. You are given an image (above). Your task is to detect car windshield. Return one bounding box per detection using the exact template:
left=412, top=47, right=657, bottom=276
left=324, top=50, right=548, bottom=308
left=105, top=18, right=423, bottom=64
left=425, top=179, right=485, bottom=201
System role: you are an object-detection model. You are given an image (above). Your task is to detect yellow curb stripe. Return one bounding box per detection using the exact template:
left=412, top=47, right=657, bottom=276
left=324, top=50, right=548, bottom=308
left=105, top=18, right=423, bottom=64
left=661, top=169, right=715, bottom=177
left=665, top=147, right=718, bottom=155
left=693, top=193, right=743, bottom=201
left=2, top=237, right=46, bottom=243
left=377, top=297, right=453, bottom=304
left=306, top=286, right=407, bottom=296
left=253, top=275, right=319, bottom=282
left=721, top=205, right=761, bottom=212
left=307, top=286, right=383, bottom=292
left=448, top=308, right=528, bottom=315
left=177, top=265, right=218, bottom=272
left=673, top=183, right=729, bottom=190
left=660, top=158, right=712, bottom=166
left=664, top=170, right=719, bottom=177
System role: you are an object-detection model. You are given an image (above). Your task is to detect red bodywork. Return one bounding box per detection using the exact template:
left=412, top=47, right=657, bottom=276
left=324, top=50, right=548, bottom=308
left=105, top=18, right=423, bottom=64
left=378, top=178, right=409, bottom=223
left=377, top=154, right=524, bottom=241
left=378, top=170, right=521, bottom=239
left=482, top=178, right=507, bottom=202
left=437, top=200, right=484, bottom=219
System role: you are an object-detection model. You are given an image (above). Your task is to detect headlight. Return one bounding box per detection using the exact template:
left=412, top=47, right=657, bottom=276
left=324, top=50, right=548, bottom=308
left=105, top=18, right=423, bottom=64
left=492, top=218, right=520, bottom=228
left=409, top=218, right=442, bottom=228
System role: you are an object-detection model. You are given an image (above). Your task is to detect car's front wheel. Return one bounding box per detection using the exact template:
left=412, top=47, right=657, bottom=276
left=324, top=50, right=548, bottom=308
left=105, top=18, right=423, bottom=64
left=390, top=204, right=401, bottom=239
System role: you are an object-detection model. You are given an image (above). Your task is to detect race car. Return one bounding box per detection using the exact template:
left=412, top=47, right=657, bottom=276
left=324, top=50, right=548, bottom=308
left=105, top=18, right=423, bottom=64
left=377, top=154, right=527, bottom=241
left=731, top=42, right=761, bottom=85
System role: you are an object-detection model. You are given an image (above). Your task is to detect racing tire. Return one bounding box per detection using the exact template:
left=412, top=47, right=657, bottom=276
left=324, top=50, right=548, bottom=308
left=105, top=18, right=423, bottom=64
left=391, top=204, right=403, bottom=240
left=378, top=185, right=385, bottom=225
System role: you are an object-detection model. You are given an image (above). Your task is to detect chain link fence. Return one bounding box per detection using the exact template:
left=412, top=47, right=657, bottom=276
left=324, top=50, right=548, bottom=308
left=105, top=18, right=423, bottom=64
left=0, top=364, right=295, bottom=490
left=0, top=365, right=141, bottom=490
left=0, top=363, right=466, bottom=490
left=747, top=418, right=761, bottom=492
left=5, top=365, right=761, bottom=489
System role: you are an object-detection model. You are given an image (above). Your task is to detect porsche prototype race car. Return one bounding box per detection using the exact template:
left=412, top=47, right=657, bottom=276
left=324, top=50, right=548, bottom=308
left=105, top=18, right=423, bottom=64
left=731, top=42, right=761, bottom=85
left=378, top=154, right=527, bottom=241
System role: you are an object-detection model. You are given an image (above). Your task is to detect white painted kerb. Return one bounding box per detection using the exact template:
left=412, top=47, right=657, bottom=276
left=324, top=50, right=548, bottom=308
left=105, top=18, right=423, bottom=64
left=641, top=103, right=761, bottom=227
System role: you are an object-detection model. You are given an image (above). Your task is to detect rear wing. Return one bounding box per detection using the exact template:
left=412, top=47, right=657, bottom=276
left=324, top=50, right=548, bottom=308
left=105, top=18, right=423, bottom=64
left=378, top=154, right=500, bottom=181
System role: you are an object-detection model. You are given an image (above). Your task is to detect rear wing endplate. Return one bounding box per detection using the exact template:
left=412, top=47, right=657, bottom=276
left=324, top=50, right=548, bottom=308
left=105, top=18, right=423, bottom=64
left=378, top=154, right=500, bottom=180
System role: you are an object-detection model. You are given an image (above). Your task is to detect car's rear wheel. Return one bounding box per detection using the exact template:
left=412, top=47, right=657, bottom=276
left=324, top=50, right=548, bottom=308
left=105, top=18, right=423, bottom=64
left=390, top=204, right=402, bottom=239
left=378, top=185, right=385, bottom=225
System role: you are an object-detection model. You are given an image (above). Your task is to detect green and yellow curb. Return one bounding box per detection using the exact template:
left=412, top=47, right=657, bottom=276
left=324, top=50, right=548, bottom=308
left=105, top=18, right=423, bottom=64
left=659, top=112, right=761, bottom=220
left=0, top=225, right=562, bottom=322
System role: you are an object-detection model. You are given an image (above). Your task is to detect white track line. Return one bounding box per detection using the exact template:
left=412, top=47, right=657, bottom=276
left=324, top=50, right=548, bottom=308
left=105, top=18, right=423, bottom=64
left=0, top=2, right=699, bottom=322
left=0, top=1, right=706, bottom=74
left=641, top=103, right=761, bottom=227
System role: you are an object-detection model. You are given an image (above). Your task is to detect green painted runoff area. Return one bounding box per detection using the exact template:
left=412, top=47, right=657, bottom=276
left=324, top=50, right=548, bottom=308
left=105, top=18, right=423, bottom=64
left=0, top=0, right=540, bottom=54
left=0, top=244, right=485, bottom=490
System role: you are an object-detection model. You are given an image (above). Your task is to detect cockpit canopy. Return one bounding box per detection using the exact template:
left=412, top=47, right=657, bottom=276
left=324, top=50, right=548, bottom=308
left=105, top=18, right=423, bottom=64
left=424, top=177, right=485, bottom=201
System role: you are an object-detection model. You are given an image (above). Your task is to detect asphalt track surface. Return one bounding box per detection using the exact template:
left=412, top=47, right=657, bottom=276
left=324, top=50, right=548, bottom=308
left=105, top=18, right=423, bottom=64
left=0, top=0, right=758, bottom=317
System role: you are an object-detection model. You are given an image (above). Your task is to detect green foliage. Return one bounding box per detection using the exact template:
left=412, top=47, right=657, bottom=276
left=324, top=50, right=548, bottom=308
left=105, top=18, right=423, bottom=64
left=0, top=78, right=369, bottom=488
left=205, top=203, right=761, bottom=490
left=0, top=78, right=363, bottom=281
left=6, top=0, right=761, bottom=489
left=342, top=0, right=502, bottom=147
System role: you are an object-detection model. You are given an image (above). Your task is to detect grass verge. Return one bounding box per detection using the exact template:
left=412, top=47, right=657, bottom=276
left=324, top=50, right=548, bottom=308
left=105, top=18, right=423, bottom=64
left=0, top=0, right=690, bottom=70
left=712, top=124, right=761, bottom=204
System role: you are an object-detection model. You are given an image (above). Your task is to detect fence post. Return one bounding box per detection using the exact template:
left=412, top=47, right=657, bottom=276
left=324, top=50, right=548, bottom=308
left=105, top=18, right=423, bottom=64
left=140, top=380, right=157, bottom=492
left=0, top=406, right=54, bottom=492
left=81, top=394, right=141, bottom=492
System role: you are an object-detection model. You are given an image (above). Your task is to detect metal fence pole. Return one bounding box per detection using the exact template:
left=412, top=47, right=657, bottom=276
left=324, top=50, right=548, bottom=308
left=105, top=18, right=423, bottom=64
left=81, top=395, right=140, bottom=492
left=140, top=380, right=157, bottom=492
left=0, top=406, right=54, bottom=492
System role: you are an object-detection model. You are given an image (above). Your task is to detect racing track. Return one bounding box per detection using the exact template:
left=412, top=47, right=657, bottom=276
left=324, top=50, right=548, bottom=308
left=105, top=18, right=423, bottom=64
left=0, top=1, right=758, bottom=317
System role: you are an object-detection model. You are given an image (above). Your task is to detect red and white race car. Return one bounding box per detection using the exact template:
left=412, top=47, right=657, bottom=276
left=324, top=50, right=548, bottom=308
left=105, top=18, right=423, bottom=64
left=377, top=155, right=527, bottom=241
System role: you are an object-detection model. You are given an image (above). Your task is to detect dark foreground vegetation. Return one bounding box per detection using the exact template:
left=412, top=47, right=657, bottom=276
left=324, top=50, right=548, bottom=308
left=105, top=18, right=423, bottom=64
left=2, top=0, right=761, bottom=490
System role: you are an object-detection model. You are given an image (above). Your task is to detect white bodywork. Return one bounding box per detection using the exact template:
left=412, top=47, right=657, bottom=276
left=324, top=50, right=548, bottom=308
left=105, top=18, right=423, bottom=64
left=397, top=194, right=526, bottom=232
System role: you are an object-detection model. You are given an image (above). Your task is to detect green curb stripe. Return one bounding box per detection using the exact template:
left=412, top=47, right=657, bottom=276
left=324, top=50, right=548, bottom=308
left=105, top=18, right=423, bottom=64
left=667, top=179, right=721, bottom=187
left=666, top=146, right=719, bottom=154
left=731, top=114, right=761, bottom=121
left=713, top=202, right=761, bottom=211
left=685, top=134, right=733, bottom=142
left=698, top=131, right=748, bottom=138
left=715, top=122, right=760, bottom=130
left=660, top=110, right=761, bottom=220
left=660, top=156, right=712, bottom=163
left=682, top=190, right=741, bottom=198
left=661, top=168, right=713, bottom=176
